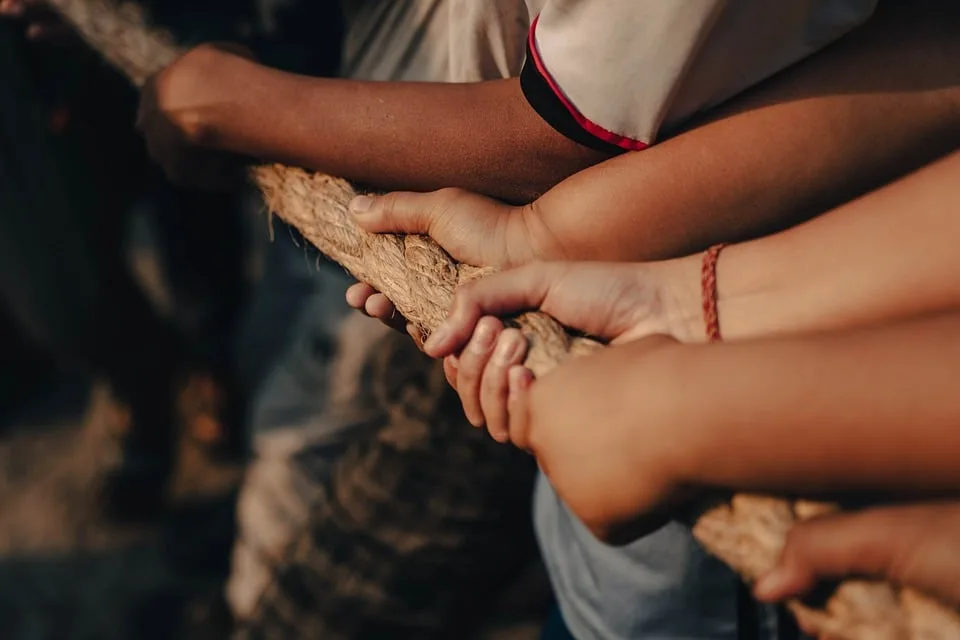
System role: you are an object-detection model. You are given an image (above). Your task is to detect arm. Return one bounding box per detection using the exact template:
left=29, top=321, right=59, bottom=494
left=361, top=146, right=960, bottom=353
left=754, top=501, right=960, bottom=612
left=413, top=149, right=960, bottom=445
left=658, top=312, right=960, bottom=497
left=521, top=0, right=960, bottom=261
left=139, top=1, right=876, bottom=204
left=351, top=0, right=960, bottom=266
left=138, top=47, right=607, bottom=202
left=514, top=313, right=960, bottom=540
left=660, top=148, right=960, bottom=342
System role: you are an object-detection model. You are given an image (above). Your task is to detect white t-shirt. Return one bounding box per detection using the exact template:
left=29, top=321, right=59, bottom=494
left=520, top=0, right=878, bottom=151
left=340, top=0, right=533, bottom=82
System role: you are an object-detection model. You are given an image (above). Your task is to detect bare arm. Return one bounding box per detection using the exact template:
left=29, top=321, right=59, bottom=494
left=652, top=148, right=960, bottom=343
left=351, top=1, right=960, bottom=271
left=514, top=313, right=960, bottom=539
left=141, top=49, right=607, bottom=202
left=420, top=149, right=960, bottom=468
left=521, top=0, right=960, bottom=261
left=656, top=312, right=960, bottom=496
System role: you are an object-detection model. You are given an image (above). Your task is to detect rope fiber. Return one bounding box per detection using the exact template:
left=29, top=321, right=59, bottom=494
left=43, top=1, right=960, bottom=637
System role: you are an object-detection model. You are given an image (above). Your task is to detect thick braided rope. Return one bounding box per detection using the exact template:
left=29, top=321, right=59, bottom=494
left=44, top=1, right=960, bottom=637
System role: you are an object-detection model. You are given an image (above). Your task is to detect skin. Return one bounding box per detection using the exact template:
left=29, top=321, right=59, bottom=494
left=12, top=0, right=960, bottom=618
left=117, top=0, right=960, bottom=205
left=416, top=152, right=960, bottom=609
left=754, top=501, right=960, bottom=615
left=135, top=45, right=607, bottom=201
left=4, top=3, right=609, bottom=200
left=422, top=149, right=960, bottom=441
left=475, top=312, right=960, bottom=542
left=346, top=0, right=960, bottom=281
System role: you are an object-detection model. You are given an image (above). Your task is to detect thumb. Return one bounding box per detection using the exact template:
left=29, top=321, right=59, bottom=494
left=422, top=263, right=569, bottom=358
left=754, top=509, right=899, bottom=602
left=350, top=189, right=456, bottom=236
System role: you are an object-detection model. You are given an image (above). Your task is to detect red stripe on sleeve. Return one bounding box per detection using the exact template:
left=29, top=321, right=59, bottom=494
left=527, top=15, right=649, bottom=151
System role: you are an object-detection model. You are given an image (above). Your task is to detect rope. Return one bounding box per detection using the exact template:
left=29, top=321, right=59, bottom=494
left=42, top=2, right=960, bottom=637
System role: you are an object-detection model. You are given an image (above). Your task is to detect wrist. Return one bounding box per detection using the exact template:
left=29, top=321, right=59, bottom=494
left=646, top=255, right=705, bottom=344
left=650, top=242, right=797, bottom=344
left=508, top=201, right=566, bottom=264
left=174, top=45, right=274, bottom=152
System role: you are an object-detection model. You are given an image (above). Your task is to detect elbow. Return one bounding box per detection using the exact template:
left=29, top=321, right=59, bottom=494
left=503, top=137, right=615, bottom=204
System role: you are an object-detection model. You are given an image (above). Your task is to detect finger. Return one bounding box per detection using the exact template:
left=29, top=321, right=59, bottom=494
left=753, top=509, right=904, bottom=602
left=349, top=189, right=458, bottom=236
left=362, top=292, right=395, bottom=320
left=423, top=263, right=567, bottom=357
left=443, top=356, right=459, bottom=390
left=362, top=293, right=407, bottom=333
left=506, top=365, right=534, bottom=450
left=480, top=329, right=527, bottom=443
left=455, top=317, right=502, bottom=427
left=361, top=292, right=392, bottom=320
left=345, top=282, right=378, bottom=310
left=406, top=323, right=425, bottom=349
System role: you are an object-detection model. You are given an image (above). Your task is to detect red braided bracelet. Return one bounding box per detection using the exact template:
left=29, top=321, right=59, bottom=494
left=701, top=243, right=727, bottom=342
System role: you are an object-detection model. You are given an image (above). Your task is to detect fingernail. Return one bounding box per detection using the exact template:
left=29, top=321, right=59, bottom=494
left=753, top=569, right=787, bottom=601
left=350, top=195, right=375, bottom=213
left=494, top=334, right=524, bottom=364
left=490, top=430, right=509, bottom=444
left=470, top=322, right=497, bottom=353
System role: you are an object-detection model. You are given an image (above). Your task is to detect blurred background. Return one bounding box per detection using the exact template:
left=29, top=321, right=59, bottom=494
left=0, top=2, right=545, bottom=638
left=0, top=1, right=342, bottom=636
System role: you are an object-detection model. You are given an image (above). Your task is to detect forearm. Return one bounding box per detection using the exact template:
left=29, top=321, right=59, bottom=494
left=641, top=313, right=960, bottom=496
left=678, top=149, right=960, bottom=342
left=191, top=59, right=605, bottom=201
left=521, top=0, right=960, bottom=262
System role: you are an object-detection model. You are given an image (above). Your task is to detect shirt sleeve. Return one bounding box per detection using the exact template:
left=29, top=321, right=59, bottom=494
left=520, top=0, right=878, bottom=152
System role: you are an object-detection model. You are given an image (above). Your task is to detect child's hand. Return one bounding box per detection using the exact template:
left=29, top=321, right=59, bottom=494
left=136, top=43, right=255, bottom=190
left=496, top=333, right=693, bottom=541
left=754, top=502, right=960, bottom=622
left=420, top=261, right=699, bottom=442
left=350, top=188, right=544, bottom=267
left=0, top=0, right=72, bottom=42
left=345, top=188, right=555, bottom=328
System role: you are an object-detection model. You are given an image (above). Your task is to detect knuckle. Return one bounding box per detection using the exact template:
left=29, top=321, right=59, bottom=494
left=457, top=359, right=479, bottom=383
left=435, top=187, right=466, bottom=200
left=455, top=280, right=477, bottom=299
left=430, top=188, right=467, bottom=222
left=450, top=285, right=478, bottom=317
left=378, top=192, right=402, bottom=220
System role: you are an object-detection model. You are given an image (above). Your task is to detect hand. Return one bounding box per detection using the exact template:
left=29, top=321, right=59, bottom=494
left=0, top=0, right=72, bottom=42
left=419, top=260, right=700, bottom=442
left=754, top=501, right=960, bottom=621
left=496, top=333, right=695, bottom=542
left=136, top=43, right=256, bottom=190
left=345, top=188, right=556, bottom=328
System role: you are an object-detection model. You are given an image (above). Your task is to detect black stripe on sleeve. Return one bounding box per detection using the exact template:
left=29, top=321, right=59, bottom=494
left=519, top=39, right=625, bottom=154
